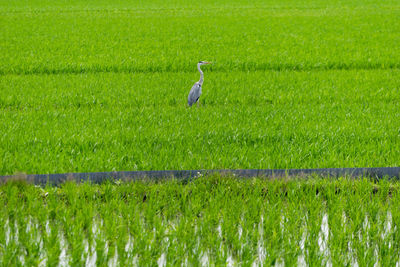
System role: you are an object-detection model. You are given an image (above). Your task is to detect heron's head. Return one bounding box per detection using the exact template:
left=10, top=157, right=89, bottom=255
left=198, top=61, right=212, bottom=65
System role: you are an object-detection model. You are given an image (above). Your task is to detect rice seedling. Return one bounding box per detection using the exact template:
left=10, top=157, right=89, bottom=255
left=1, top=177, right=400, bottom=265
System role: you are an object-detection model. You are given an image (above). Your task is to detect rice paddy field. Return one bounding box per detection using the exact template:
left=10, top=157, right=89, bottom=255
left=2, top=0, right=400, bottom=265
left=1, top=177, right=400, bottom=266
left=1, top=0, right=400, bottom=174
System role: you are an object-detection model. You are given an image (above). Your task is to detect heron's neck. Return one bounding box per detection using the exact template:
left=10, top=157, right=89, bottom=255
left=197, top=64, right=204, bottom=85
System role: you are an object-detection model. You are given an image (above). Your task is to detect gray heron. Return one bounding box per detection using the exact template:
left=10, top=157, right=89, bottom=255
left=188, top=61, right=212, bottom=107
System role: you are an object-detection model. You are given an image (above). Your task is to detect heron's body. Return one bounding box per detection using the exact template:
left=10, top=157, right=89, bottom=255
left=188, top=82, right=202, bottom=106
left=188, top=61, right=211, bottom=107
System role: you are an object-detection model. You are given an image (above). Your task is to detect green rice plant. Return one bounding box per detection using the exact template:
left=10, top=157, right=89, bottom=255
left=1, top=177, right=400, bottom=265
left=1, top=0, right=400, bottom=175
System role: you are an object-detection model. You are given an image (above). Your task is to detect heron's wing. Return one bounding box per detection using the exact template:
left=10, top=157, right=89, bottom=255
left=188, top=83, right=201, bottom=106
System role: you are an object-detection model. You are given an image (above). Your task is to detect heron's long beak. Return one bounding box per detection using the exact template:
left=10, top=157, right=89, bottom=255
left=205, top=62, right=212, bottom=64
